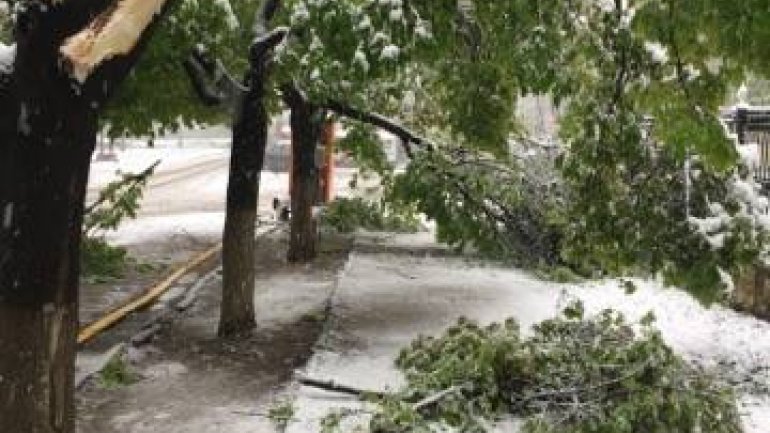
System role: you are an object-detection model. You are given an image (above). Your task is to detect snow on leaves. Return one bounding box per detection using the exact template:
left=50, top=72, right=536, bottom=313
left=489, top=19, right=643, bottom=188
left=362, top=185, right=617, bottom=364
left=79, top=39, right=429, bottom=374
left=275, top=0, right=432, bottom=106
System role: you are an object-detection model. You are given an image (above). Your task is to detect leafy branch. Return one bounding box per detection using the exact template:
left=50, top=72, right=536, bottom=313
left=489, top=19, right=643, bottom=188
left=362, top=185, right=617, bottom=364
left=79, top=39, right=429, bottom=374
left=83, top=160, right=159, bottom=238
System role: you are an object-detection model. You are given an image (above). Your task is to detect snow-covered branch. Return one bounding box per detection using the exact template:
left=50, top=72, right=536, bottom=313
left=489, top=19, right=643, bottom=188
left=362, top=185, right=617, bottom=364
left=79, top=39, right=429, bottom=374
left=183, top=45, right=244, bottom=108
left=253, top=0, right=283, bottom=35
left=322, top=100, right=436, bottom=157
left=250, top=26, right=289, bottom=63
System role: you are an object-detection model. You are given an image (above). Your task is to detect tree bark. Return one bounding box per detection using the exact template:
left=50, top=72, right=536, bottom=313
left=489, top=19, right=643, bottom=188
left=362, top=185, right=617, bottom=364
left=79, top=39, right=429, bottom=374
left=181, top=2, right=288, bottom=337
left=285, top=89, right=325, bottom=263
left=0, top=73, right=97, bottom=433
left=0, top=2, right=177, bottom=431
left=218, top=76, right=269, bottom=337
left=215, top=2, right=285, bottom=337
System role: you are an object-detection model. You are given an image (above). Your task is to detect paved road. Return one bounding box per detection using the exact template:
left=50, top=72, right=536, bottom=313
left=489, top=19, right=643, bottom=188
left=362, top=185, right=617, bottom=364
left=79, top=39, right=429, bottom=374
left=87, top=154, right=230, bottom=217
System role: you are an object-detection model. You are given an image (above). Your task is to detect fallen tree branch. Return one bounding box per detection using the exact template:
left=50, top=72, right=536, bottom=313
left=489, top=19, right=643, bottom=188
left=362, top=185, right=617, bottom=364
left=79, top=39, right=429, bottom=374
left=297, top=376, right=387, bottom=399
left=298, top=375, right=465, bottom=412
left=412, top=385, right=465, bottom=411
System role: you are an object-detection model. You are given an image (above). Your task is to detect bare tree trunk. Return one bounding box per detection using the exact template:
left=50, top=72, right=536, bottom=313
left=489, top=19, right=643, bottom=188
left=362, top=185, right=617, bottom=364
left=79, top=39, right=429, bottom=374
left=218, top=78, right=269, bottom=337
left=285, top=88, right=325, bottom=263
left=182, top=6, right=288, bottom=337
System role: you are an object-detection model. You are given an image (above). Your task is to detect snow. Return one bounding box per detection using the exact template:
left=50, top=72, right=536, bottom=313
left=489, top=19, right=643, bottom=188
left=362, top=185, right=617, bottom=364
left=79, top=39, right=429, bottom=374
left=357, top=14, right=372, bottom=31
left=0, top=43, right=15, bottom=74
left=213, top=0, right=238, bottom=29
left=388, top=7, right=403, bottom=22
left=739, top=142, right=761, bottom=167
left=105, top=211, right=225, bottom=246
left=414, top=19, right=432, bottom=39
left=2, top=202, right=12, bottom=229
left=380, top=44, right=400, bottom=60
left=287, top=237, right=770, bottom=433
left=353, top=47, right=369, bottom=72
left=88, top=146, right=229, bottom=190
left=644, top=41, right=669, bottom=64
left=290, top=1, right=310, bottom=25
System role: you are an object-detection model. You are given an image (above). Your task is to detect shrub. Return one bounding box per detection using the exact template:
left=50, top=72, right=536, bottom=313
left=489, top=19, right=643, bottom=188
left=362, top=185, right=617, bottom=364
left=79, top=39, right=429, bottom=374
left=98, top=355, right=137, bottom=389
left=322, top=197, right=422, bottom=234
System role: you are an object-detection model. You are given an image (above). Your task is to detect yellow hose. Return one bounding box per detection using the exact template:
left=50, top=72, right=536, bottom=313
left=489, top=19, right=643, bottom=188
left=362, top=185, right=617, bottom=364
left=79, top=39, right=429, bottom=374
left=78, top=243, right=222, bottom=345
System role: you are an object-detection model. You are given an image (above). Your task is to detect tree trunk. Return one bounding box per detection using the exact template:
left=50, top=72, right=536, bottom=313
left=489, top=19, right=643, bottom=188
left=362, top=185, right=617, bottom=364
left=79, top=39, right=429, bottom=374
left=0, top=85, right=97, bottom=433
left=286, top=91, right=325, bottom=263
left=0, top=2, right=177, bottom=431
left=218, top=74, right=269, bottom=337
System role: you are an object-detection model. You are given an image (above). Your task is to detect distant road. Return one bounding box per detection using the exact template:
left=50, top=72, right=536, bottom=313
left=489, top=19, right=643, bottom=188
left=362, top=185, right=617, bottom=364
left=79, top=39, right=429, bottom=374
left=86, top=146, right=371, bottom=220
left=86, top=150, right=231, bottom=217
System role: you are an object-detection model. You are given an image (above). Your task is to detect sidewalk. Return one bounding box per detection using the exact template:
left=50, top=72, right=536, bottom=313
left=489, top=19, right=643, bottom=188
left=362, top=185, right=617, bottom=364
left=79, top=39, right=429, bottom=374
left=288, top=233, right=770, bottom=433
left=77, top=232, right=351, bottom=433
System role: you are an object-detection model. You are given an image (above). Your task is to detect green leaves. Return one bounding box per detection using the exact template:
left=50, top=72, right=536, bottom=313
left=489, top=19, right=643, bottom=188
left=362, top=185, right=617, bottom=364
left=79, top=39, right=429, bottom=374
left=361, top=305, right=743, bottom=433
left=335, top=122, right=390, bottom=175
left=321, top=197, right=421, bottom=234
left=102, top=0, right=246, bottom=138
left=83, top=161, right=158, bottom=237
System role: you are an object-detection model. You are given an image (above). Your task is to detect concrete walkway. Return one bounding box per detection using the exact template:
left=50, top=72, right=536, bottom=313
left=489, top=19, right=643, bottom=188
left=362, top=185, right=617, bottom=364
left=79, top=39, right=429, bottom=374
left=287, top=234, right=770, bottom=433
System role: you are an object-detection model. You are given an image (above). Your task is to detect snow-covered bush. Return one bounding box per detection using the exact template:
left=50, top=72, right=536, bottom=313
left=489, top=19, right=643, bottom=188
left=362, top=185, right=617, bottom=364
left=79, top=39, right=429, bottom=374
left=389, top=147, right=566, bottom=266
left=321, top=303, right=742, bottom=433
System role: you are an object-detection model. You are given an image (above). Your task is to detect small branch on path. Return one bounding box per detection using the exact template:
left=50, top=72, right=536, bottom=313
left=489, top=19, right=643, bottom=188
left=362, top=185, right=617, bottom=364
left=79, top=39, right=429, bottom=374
left=297, top=375, right=464, bottom=411
left=297, top=376, right=387, bottom=399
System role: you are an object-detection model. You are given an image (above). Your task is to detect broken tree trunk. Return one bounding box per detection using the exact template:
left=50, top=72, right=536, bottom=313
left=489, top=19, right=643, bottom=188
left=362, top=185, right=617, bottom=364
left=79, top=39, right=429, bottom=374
left=0, top=1, right=176, bottom=431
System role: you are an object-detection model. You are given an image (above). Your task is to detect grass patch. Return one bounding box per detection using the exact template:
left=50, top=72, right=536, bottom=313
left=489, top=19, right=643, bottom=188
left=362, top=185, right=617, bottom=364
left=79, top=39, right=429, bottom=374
left=98, top=356, right=137, bottom=389
left=268, top=400, right=296, bottom=431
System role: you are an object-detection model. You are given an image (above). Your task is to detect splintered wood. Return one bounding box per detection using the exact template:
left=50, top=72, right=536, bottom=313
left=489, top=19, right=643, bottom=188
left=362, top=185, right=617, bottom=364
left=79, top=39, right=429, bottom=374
left=59, top=0, right=168, bottom=83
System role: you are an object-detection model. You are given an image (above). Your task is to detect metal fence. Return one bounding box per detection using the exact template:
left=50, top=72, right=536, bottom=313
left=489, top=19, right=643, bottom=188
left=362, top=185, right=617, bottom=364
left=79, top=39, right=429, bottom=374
left=722, top=107, right=770, bottom=184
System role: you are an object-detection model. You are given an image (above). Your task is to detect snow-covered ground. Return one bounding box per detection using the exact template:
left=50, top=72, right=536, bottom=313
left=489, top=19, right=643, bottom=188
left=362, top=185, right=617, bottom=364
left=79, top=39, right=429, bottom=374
left=89, top=146, right=230, bottom=190
left=288, top=234, right=770, bottom=433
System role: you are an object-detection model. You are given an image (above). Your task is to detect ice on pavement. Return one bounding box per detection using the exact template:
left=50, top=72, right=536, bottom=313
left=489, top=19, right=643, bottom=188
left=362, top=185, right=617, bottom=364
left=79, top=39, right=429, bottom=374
left=289, top=240, right=770, bottom=433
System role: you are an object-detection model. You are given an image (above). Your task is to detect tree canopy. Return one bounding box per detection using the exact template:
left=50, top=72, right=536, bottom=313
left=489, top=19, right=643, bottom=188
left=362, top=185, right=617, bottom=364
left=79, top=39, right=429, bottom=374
left=96, top=0, right=770, bottom=301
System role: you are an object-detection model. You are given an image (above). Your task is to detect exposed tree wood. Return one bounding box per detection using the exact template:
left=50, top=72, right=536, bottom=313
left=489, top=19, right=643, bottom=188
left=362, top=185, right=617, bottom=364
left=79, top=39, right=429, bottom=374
left=77, top=244, right=221, bottom=344
left=412, top=385, right=464, bottom=411
left=60, top=0, right=171, bottom=83
left=298, top=376, right=462, bottom=411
